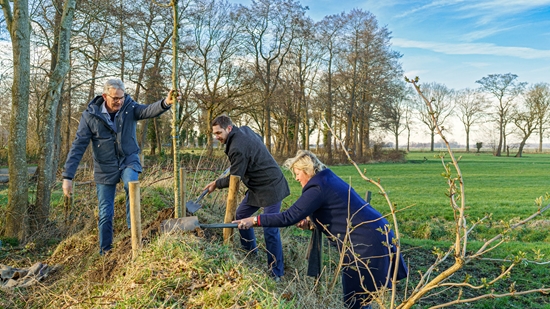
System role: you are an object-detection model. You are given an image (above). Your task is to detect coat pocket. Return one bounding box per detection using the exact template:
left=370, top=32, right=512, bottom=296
left=92, top=137, right=116, bottom=164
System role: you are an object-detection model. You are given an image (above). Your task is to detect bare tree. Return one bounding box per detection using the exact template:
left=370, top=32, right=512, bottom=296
left=278, top=14, right=320, bottom=156
left=511, top=104, right=538, bottom=158
left=332, top=9, right=402, bottom=159
left=454, top=88, right=489, bottom=152
left=238, top=0, right=305, bottom=153
left=524, top=83, right=550, bottom=152
left=356, top=17, right=402, bottom=158
left=1, top=0, right=31, bottom=240
left=382, top=81, right=412, bottom=151
left=339, top=10, right=363, bottom=155
left=316, top=13, right=344, bottom=163
left=476, top=73, right=526, bottom=156
left=126, top=0, right=172, bottom=102
left=414, top=82, right=454, bottom=151
left=125, top=0, right=172, bottom=153
left=70, top=0, right=117, bottom=102
left=31, top=0, right=76, bottom=235
left=183, top=0, right=246, bottom=149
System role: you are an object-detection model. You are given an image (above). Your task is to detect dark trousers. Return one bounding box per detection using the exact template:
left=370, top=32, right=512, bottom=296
left=235, top=193, right=284, bottom=277
left=342, top=265, right=373, bottom=309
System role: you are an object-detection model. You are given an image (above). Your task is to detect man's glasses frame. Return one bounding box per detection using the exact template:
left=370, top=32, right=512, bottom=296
left=107, top=94, right=125, bottom=102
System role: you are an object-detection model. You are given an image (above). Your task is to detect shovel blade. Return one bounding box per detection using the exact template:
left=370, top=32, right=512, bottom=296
left=186, top=201, right=202, bottom=214
left=186, top=189, right=209, bottom=214
left=160, top=217, right=200, bottom=233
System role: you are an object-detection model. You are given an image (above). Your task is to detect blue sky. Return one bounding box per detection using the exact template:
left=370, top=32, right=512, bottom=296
left=234, top=0, right=550, bottom=90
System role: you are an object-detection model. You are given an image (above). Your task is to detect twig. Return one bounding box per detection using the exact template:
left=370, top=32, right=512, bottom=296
left=428, top=288, right=550, bottom=309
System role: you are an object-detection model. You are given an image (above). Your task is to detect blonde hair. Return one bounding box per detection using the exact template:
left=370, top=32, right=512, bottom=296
left=283, top=150, right=326, bottom=177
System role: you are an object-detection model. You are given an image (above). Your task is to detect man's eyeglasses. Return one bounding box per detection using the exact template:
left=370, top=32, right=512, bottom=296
left=107, top=94, right=125, bottom=102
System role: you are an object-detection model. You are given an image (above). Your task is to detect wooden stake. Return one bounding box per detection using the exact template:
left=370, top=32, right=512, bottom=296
left=170, top=0, right=180, bottom=225
left=178, top=167, right=186, bottom=218
left=223, top=175, right=240, bottom=244
left=129, top=181, right=142, bottom=260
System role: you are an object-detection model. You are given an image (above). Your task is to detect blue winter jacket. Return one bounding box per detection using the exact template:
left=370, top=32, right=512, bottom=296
left=62, top=94, right=170, bottom=184
left=259, top=169, right=408, bottom=292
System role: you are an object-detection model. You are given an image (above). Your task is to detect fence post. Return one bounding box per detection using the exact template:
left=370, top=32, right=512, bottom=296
left=223, top=175, right=240, bottom=244
left=178, top=167, right=186, bottom=218
left=129, top=181, right=142, bottom=260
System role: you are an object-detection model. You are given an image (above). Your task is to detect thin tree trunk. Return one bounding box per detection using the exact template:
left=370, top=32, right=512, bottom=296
left=431, top=130, right=435, bottom=152
left=539, top=122, right=543, bottom=153
left=34, top=0, right=76, bottom=233
left=119, top=0, right=125, bottom=80
left=264, top=70, right=272, bottom=153
left=466, top=127, right=470, bottom=152
left=171, top=0, right=181, bottom=217
left=496, top=115, right=503, bottom=156
left=4, top=0, right=31, bottom=240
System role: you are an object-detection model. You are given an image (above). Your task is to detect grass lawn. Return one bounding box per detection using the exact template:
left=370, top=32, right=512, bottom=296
left=280, top=151, right=550, bottom=308
left=280, top=151, right=550, bottom=244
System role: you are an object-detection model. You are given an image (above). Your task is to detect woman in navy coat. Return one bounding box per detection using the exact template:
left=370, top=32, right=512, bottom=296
left=234, top=150, right=408, bottom=309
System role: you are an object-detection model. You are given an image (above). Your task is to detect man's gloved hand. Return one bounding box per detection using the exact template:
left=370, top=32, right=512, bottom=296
left=62, top=179, right=73, bottom=197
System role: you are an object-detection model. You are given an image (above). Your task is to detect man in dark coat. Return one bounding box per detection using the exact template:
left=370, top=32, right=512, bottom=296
left=62, top=79, right=177, bottom=255
left=204, top=115, right=289, bottom=279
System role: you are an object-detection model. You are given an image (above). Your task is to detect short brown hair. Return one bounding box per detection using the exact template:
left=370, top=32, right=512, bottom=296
left=212, top=114, right=233, bottom=129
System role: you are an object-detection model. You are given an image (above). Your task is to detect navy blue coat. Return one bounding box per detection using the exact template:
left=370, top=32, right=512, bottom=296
left=62, top=94, right=170, bottom=184
left=259, top=169, right=408, bottom=307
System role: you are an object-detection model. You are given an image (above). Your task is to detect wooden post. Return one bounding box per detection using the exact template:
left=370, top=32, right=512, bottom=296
left=223, top=175, right=240, bottom=244
left=177, top=167, right=186, bottom=218
left=129, top=181, right=142, bottom=260
left=63, top=194, right=73, bottom=224
left=170, top=0, right=180, bottom=226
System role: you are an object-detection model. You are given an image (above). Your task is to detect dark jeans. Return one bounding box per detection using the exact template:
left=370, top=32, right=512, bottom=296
left=235, top=193, right=284, bottom=277
left=342, top=265, right=373, bottom=309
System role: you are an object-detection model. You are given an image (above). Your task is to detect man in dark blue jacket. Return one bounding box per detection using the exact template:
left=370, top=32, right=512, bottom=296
left=62, top=79, right=176, bottom=255
left=204, top=115, right=289, bottom=280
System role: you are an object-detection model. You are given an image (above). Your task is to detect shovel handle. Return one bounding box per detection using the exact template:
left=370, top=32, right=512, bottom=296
left=199, top=223, right=239, bottom=229
left=195, top=188, right=209, bottom=202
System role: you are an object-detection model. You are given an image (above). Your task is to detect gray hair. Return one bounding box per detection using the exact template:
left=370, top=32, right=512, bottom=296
left=103, top=79, right=125, bottom=94
left=283, top=150, right=326, bottom=177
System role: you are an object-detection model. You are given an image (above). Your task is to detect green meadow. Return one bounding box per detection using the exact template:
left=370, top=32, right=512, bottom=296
left=282, top=151, right=550, bottom=257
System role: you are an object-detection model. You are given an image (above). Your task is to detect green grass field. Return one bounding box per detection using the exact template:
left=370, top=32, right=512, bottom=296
left=280, top=151, right=550, bottom=245
left=280, top=151, right=550, bottom=308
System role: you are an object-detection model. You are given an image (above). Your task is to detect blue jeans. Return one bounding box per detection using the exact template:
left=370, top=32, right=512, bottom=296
left=235, top=193, right=284, bottom=277
left=96, top=167, right=138, bottom=254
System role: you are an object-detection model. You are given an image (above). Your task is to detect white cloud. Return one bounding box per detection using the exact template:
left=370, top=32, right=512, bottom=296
left=395, top=0, right=467, bottom=18
left=393, top=38, right=550, bottom=59
left=462, top=62, right=491, bottom=68
left=384, top=1, right=550, bottom=27
left=459, top=26, right=517, bottom=42
left=403, top=69, right=429, bottom=79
